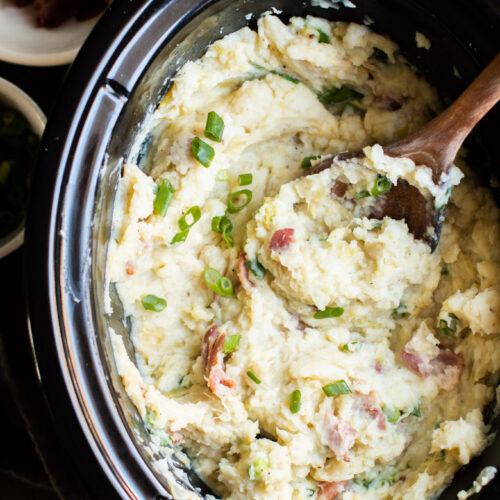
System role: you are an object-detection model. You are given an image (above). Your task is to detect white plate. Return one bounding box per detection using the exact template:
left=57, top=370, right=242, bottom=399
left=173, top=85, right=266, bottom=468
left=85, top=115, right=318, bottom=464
left=0, top=1, right=100, bottom=66
left=0, top=77, right=46, bottom=259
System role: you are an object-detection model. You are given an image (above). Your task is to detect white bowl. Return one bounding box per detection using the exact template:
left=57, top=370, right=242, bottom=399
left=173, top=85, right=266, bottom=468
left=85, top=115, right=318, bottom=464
left=0, top=2, right=100, bottom=66
left=0, top=78, right=46, bottom=259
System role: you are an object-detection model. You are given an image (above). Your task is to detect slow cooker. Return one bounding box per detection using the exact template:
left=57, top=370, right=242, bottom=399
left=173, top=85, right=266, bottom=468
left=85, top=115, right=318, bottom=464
left=25, top=0, right=500, bottom=498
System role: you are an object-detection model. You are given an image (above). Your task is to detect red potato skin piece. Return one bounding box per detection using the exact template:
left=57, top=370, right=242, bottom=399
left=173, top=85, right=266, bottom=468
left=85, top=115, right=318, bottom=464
left=269, top=228, right=295, bottom=251
left=317, top=480, right=348, bottom=500
left=331, top=180, right=349, bottom=198
left=359, top=391, right=386, bottom=431
left=375, top=93, right=403, bottom=111
left=324, top=414, right=357, bottom=460
left=201, top=325, right=235, bottom=397
left=237, top=253, right=253, bottom=290
left=400, top=341, right=463, bottom=390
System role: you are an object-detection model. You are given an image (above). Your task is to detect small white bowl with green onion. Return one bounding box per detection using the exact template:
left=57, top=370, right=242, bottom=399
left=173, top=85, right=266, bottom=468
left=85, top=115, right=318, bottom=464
left=0, top=78, right=46, bottom=259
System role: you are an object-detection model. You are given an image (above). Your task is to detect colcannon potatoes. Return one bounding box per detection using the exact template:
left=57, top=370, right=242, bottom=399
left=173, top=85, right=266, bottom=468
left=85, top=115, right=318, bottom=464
left=107, top=13, right=500, bottom=500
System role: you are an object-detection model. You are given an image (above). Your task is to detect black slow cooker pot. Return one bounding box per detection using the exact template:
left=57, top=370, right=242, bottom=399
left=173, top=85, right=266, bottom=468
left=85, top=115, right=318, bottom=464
left=25, top=0, right=500, bottom=498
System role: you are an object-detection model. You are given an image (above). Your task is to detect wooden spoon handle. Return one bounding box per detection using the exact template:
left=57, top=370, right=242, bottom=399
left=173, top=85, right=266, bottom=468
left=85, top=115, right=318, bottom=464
left=385, top=52, right=500, bottom=180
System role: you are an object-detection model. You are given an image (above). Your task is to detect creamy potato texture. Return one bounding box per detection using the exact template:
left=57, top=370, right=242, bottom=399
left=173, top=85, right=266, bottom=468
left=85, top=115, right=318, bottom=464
left=107, top=14, right=500, bottom=500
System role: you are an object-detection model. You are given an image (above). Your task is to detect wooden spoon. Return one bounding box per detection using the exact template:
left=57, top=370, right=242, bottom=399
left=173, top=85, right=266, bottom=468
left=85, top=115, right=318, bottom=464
left=310, top=52, right=500, bottom=251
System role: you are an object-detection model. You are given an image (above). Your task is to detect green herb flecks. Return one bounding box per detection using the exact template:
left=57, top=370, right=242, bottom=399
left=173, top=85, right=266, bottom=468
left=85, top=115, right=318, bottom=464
left=141, top=294, right=167, bottom=312
left=382, top=404, right=400, bottom=423
left=154, top=179, right=175, bottom=217
left=238, top=173, right=253, bottom=186
left=215, top=169, right=229, bottom=181
left=227, top=189, right=252, bottom=213
left=246, top=370, right=261, bottom=384
left=211, top=214, right=234, bottom=248
left=301, top=155, right=321, bottom=169
left=392, top=302, right=408, bottom=317
left=223, top=334, right=241, bottom=354
left=316, top=28, right=330, bottom=43
left=247, top=457, right=269, bottom=480
left=171, top=206, right=201, bottom=244
left=371, top=175, right=392, bottom=196
left=192, top=136, right=214, bottom=167
left=354, top=190, right=370, bottom=199
left=204, top=111, right=224, bottom=142
left=246, top=256, right=266, bottom=279
left=289, top=390, right=301, bottom=413
left=322, top=380, right=352, bottom=397
left=319, top=86, right=363, bottom=106
left=439, top=313, right=459, bottom=337
left=411, top=404, right=422, bottom=418
left=314, top=306, right=344, bottom=319
left=204, top=267, right=234, bottom=298
left=341, top=341, right=362, bottom=353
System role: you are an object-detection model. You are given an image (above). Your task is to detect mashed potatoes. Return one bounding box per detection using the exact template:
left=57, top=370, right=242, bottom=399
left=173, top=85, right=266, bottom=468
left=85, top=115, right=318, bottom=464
left=106, top=14, right=500, bottom=500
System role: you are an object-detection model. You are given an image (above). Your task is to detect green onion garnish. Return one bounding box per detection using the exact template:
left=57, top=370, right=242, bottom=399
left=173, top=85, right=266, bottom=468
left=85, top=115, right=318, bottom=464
left=322, top=380, right=351, bottom=397
left=354, top=190, right=370, bottom=199
left=289, top=390, right=301, bottom=413
left=227, top=189, right=252, bottom=213
left=441, top=264, right=450, bottom=276
left=371, top=175, right=392, bottom=196
left=211, top=214, right=234, bottom=248
left=203, top=267, right=234, bottom=297
left=171, top=229, right=189, bottom=244
left=247, top=457, right=268, bottom=480
left=238, top=173, right=253, bottom=186
left=178, top=205, right=201, bottom=230
left=246, top=370, right=261, bottom=384
left=372, top=47, right=389, bottom=63
left=382, top=404, right=400, bottom=423
left=141, top=294, right=167, bottom=312
left=319, top=86, right=363, bottom=105
left=392, top=302, right=408, bottom=317
left=372, top=221, right=382, bottom=230
left=341, top=341, right=362, bottom=353
left=307, top=489, right=316, bottom=497
left=439, top=314, right=458, bottom=337
left=301, top=155, right=321, bottom=169
left=192, top=137, right=214, bottom=167
left=270, top=70, right=300, bottom=84
left=223, top=334, right=241, bottom=354
left=314, top=306, right=344, bottom=319
left=246, top=257, right=266, bottom=279
left=215, top=169, right=229, bottom=181
left=411, top=404, right=421, bottom=418
left=204, top=111, right=224, bottom=142
left=316, top=28, right=330, bottom=43
left=153, top=179, right=175, bottom=217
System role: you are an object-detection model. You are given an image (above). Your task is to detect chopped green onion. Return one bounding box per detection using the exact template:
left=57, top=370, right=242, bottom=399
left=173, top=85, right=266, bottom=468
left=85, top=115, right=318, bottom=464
left=319, top=86, right=364, bottom=105
left=372, top=47, right=389, bottom=63
left=154, top=179, right=175, bottom=217
left=301, top=155, right=321, bottom=169
left=178, top=205, right=201, bottom=230
left=170, top=229, right=189, bottom=244
left=382, top=404, right=400, bottom=423
left=216, top=169, right=229, bottom=181
left=238, top=173, right=253, bottom=186
left=341, top=341, right=362, bottom=353
left=371, top=175, right=392, bottom=196
left=289, top=389, right=301, bottom=413
left=307, top=489, right=316, bottom=497
left=372, top=221, right=382, bottom=230
left=314, top=306, right=344, bottom=319
left=211, top=214, right=234, bottom=248
left=270, top=70, right=300, bottom=84
left=227, top=189, right=252, bottom=213
left=354, top=190, right=370, bottom=199
left=322, top=380, right=351, bottom=397
left=392, top=302, right=408, bottom=317
left=439, top=314, right=458, bottom=337
left=411, top=404, right=422, bottom=418
left=141, top=294, right=167, bottom=312
left=246, top=257, right=266, bottom=279
left=204, top=111, right=224, bottom=142
left=316, top=28, right=330, bottom=43
left=247, top=457, right=268, bottom=480
left=249, top=61, right=266, bottom=71
left=441, top=264, right=450, bottom=276
left=246, top=370, right=261, bottom=384
left=191, top=137, right=214, bottom=167
left=223, top=334, right=241, bottom=354
left=203, top=267, right=234, bottom=298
